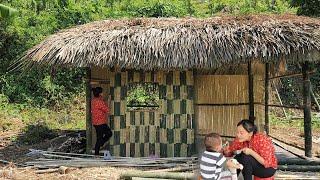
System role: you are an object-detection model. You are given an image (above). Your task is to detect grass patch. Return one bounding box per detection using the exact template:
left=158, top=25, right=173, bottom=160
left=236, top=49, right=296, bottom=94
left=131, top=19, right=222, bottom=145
left=0, top=93, right=86, bottom=144
left=270, top=113, right=320, bottom=131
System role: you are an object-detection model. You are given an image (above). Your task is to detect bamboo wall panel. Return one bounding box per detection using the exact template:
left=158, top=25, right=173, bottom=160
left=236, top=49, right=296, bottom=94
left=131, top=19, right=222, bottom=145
left=195, top=76, right=248, bottom=104
left=196, top=105, right=264, bottom=136
left=196, top=61, right=265, bottom=75
left=195, top=75, right=264, bottom=104
left=195, top=75, right=265, bottom=137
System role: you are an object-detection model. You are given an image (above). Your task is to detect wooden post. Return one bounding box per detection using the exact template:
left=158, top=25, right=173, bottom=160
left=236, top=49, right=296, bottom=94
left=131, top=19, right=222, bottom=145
left=302, top=62, right=312, bottom=157
left=265, top=63, right=269, bottom=134
left=86, top=68, right=92, bottom=154
left=248, top=60, right=255, bottom=121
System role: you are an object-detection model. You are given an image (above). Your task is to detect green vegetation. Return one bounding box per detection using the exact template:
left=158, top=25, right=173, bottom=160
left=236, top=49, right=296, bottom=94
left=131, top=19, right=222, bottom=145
left=127, top=83, right=159, bottom=110
left=0, top=3, right=17, bottom=18
left=270, top=113, right=320, bottom=132
left=290, top=0, right=320, bottom=17
left=0, top=92, right=85, bottom=131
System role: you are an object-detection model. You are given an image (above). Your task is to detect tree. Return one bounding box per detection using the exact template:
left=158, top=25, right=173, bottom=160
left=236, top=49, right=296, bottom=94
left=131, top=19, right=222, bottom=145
left=291, top=0, right=320, bottom=17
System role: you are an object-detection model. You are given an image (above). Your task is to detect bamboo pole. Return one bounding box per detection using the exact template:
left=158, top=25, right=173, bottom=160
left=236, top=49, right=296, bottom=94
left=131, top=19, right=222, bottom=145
left=248, top=60, right=255, bottom=121
left=0, top=159, right=27, bottom=167
left=86, top=67, right=92, bottom=154
left=146, top=166, right=195, bottom=173
left=263, top=104, right=303, bottom=110
left=278, top=159, right=320, bottom=166
left=302, top=62, right=312, bottom=158
left=120, top=171, right=195, bottom=180
left=30, top=149, right=102, bottom=158
left=195, top=103, right=251, bottom=106
left=35, top=166, right=71, bottom=174
left=265, top=63, right=270, bottom=134
left=268, top=70, right=316, bottom=80
left=42, top=153, right=82, bottom=160
left=278, top=165, right=320, bottom=172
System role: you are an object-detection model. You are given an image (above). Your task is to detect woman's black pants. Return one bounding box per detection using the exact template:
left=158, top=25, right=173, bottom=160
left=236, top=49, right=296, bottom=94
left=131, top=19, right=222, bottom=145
left=234, top=153, right=276, bottom=180
left=93, top=124, right=113, bottom=155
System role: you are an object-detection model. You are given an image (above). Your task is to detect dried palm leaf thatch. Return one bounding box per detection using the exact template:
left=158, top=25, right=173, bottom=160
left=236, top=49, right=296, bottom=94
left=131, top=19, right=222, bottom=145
left=20, top=14, right=320, bottom=70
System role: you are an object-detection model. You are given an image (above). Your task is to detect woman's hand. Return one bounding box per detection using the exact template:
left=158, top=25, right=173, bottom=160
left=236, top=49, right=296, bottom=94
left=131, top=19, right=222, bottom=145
left=241, top=148, right=266, bottom=166
left=241, top=148, right=253, bottom=155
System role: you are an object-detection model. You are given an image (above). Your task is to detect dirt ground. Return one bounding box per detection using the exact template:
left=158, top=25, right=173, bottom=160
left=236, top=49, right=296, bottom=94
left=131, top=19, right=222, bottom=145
left=0, top=130, right=136, bottom=180
left=270, top=125, right=320, bottom=157
left=0, top=130, right=52, bottom=164
left=0, top=165, right=132, bottom=180
left=1, top=163, right=319, bottom=180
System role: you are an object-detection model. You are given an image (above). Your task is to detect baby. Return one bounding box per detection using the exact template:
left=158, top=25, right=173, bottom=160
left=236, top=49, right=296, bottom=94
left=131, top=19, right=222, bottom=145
left=200, top=133, right=243, bottom=180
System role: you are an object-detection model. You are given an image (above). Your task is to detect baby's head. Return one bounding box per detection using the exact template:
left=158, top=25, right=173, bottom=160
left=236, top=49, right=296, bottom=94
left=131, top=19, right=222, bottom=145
left=204, top=133, right=222, bottom=152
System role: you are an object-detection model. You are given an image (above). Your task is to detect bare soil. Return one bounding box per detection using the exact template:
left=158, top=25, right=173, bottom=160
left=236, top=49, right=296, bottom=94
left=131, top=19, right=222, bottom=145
left=0, top=165, right=130, bottom=180
left=270, top=125, right=320, bottom=157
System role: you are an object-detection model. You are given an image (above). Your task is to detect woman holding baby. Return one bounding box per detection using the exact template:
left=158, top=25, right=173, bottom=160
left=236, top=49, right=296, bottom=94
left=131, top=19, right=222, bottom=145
left=223, top=119, right=277, bottom=180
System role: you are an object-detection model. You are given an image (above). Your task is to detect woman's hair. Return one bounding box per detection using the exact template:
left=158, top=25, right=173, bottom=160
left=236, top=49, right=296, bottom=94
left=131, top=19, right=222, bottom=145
left=92, top=87, right=103, bottom=97
left=237, top=119, right=258, bottom=134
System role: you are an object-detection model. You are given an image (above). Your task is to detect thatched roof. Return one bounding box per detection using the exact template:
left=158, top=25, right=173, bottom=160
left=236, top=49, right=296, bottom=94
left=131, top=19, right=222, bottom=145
left=21, top=14, right=320, bottom=70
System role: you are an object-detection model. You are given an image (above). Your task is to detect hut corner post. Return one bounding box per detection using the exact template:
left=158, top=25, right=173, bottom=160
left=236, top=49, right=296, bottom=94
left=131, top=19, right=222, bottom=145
left=302, top=62, right=312, bottom=157
left=86, top=68, right=92, bottom=154
left=248, top=60, right=255, bottom=121
left=265, top=63, right=269, bottom=134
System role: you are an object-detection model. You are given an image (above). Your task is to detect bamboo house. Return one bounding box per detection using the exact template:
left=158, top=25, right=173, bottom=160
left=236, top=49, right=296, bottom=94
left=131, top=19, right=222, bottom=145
left=22, top=15, right=320, bottom=158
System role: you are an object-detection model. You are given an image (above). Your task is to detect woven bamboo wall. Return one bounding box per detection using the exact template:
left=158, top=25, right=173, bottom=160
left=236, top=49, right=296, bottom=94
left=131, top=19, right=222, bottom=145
left=105, top=69, right=195, bottom=157
left=195, top=75, right=265, bottom=137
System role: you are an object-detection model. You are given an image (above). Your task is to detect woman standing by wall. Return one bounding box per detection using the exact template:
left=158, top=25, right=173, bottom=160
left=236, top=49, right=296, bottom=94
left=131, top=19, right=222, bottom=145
left=91, top=87, right=112, bottom=156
